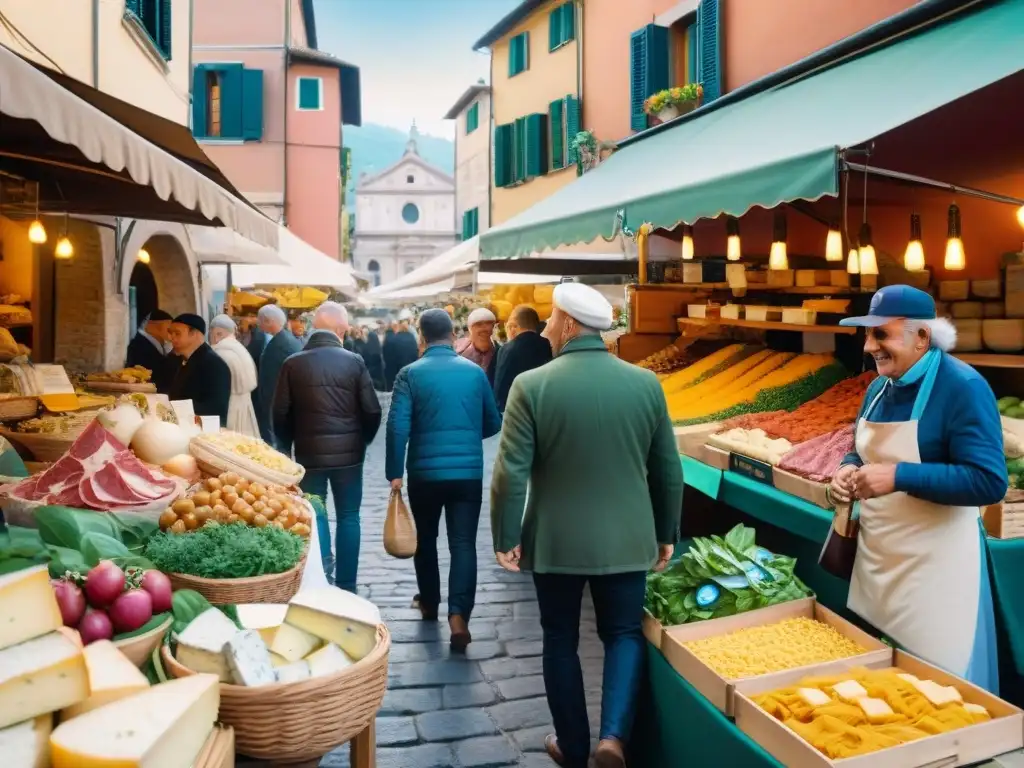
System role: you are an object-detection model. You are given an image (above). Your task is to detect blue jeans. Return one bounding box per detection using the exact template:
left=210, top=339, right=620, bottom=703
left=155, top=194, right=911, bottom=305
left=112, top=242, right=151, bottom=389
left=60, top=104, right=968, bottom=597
left=407, top=479, right=482, bottom=619
left=533, top=571, right=647, bottom=768
left=300, top=464, right=363, bottom=593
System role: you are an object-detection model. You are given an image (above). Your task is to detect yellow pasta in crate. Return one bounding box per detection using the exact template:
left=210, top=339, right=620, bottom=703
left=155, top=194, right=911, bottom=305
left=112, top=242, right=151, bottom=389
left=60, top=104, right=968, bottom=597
left=533, top=285, right=554, bottom=304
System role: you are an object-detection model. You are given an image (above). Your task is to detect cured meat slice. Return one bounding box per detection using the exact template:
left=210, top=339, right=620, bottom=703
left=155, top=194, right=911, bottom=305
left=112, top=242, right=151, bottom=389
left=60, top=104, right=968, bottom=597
left=110, top=451, right=176, bottom=495
left=69, top=420, right=126, bottom=461
left=87, top=462, right=157, bottom=505
left=50, top=471, right=85, bottom=506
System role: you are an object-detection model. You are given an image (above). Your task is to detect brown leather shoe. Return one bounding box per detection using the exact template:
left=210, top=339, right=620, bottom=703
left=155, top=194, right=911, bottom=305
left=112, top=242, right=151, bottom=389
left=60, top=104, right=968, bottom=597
left=449, top=614, right=472, bottom=653
left=593, top=738, right=625, bottom=768
left=544, top=734, right=567, bottom=766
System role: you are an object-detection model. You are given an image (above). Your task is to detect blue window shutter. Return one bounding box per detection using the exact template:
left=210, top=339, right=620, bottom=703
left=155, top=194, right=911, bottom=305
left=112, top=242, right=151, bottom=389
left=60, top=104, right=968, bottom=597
left=220, top=63, right=244, bottom=139
left=241, top=68, right=264, bottom=140
left=549, top=99, right=564, bottom=170
left=549, top=7, right=561, bottom=51
left=561, top=3, right=575, bottom=45
left=472, top=208, right=479, bottom=237
left=564, top=95, right=580, bottom=165
left=125, top=0, right=141, bottom=16
left=687, top=21, right=699, bottom=85
left=629, top=24, right=669, bottom=132
left=494, top=123, right=513, bottom=187
left=466, top=103, right=478, bottom=134
left=158, top=0, right=172, bottom=59
left=525, top=113, right=547, bottom=178
left=191, top=65, right=208, bottom=137
left=699, top=0, right=722, bottom=102
left=461, top=211, right=469, bottom=240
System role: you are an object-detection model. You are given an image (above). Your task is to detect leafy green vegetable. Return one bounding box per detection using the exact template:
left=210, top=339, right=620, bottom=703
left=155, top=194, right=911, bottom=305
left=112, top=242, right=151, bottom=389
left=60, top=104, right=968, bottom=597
left=34, top=506, right=155, bottom=556
left=0, top=525, right=50, bottom=575
left=170, top=589, right=240, bottom=636
left=645, top=524, right=812, bottom=626
left=145, top=522, right=304, bottom=580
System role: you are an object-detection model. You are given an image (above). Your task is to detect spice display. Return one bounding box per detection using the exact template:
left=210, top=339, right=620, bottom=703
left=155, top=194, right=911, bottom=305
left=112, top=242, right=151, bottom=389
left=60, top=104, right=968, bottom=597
left=635, top=341, right=706, bottom=374
left=85, top=366, right=152, bottom=385
left=754, top=668, right=993, bottom=759
left=683, top=617, right=866, bottom=678
left=707, top=428, right=794, bottom=465
left=16, top=410, right=97, bottom=435
left=645, top=525, right=811, bottom=626
left=660, top=344, right=753, bottom=395
left=144, top=522, right=305, bottom=579
left=778, top=426, right=855, bottom=483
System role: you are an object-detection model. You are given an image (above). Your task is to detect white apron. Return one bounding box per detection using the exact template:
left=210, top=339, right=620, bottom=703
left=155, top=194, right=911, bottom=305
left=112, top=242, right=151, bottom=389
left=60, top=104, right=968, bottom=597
left=848, top=364, right=998, bottom=690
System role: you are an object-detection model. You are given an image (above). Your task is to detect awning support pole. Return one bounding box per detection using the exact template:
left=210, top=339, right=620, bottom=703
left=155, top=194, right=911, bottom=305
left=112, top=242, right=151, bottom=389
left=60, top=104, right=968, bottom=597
left=842, top=162, right=1024, bottom=207
left=636, top=223, right=651, bottom=285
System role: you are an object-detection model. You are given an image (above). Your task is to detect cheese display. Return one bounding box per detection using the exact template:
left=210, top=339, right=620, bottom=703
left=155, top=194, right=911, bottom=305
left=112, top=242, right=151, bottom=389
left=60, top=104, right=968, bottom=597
left=283, top=587, right=382, bottom=661
left=61, top=640, right=149, bottom=719
left=237, top=603, right=288, bottom=645
left=49, top=674, right=220, bottom=768
left=225, top=630, right=277, bottom=687
left=274, top=660, right=312, bottom=684
left=0, top=565, right=64, bottom=650
left=271, top=622, right=322, bottom=662
left=306, top=643, right=355, bottom=678
left=174, top=608, right=239, bottom=682
left=754, top=668, right=995, bottom=759
left=0, top=631, right=90, bottom=729
left=0, top=714, right=51, bottom=768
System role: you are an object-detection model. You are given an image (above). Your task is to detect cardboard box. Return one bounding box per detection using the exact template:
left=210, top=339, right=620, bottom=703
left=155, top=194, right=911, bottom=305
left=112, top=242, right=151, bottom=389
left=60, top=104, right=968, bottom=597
left=982, top=501, right=1024, bottom=539
left=734, top=650, right=1024, bottom=767
left=674, top=423, right=721, bottom=458
left=643, top=610, right=664, bottom=649
left=773, top=467, right=832, bottom=509
left=702, top=444, right=731, bottom=471
left=660, top=599, right=889, bottom=715
left=829, top=271, right=852, bottom=287
left=796, top=270, right=831, bottom=287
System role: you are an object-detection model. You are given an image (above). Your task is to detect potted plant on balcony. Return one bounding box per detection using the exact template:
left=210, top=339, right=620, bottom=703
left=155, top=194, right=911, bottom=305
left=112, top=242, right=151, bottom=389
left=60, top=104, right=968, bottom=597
left=644, top=84, right=703, bottom=124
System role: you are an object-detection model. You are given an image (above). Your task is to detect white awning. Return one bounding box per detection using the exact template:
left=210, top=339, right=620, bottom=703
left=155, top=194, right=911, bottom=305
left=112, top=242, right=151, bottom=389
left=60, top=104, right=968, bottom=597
left=367, top=236, right=478, bottom=296
left=367, top=278, right=458, bottom=302
left=185, top=226, right=288, bottom=266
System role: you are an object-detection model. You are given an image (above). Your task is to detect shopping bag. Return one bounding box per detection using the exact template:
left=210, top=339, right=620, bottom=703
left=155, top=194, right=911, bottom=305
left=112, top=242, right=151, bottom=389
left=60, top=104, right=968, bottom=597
left=818, top=501, right=859, bottom=581
left=384, top=489, right=417, bottom=559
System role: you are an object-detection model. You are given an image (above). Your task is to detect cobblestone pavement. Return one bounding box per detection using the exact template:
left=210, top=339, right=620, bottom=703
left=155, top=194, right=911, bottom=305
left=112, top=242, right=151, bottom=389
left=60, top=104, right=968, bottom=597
left=319, top=395, right=605, bottom=768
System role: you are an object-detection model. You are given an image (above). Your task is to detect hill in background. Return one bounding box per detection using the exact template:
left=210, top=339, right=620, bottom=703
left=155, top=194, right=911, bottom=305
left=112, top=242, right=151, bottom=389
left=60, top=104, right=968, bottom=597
left=343, top=124, right=455, bottom=207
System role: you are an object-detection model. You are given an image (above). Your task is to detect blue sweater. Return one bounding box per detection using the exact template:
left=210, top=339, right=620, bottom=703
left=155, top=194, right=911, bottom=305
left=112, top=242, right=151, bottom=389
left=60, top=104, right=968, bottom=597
left=385, top=345, right=502, bottom=482
left=842, top=353, right=1007, bottom=507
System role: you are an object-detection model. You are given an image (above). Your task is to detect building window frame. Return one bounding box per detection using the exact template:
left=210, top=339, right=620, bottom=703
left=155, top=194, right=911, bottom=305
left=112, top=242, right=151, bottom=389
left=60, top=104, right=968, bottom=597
left=549, top=2, right=576, bottom=52
left=508, top=32, right=530, bottom=78
left=466, top=102, right=480, bottom=134
left=296, top=76, right=324, bottom=111
left=402, top=203, right=420, bottom=224
left=125, top=0, right=172, bottom=61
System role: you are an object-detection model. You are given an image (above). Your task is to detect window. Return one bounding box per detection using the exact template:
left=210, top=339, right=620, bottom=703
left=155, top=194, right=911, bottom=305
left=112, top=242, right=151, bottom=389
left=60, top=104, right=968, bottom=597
left=297, top=76, right=323, bottom=110
left=629, top=24, right=670, bottom=131
left=549, top=3, right=575, bottom=51
left=192, top=64, right=264, bottom=141
left=402, top=203, right=420, bottom=224
left=462, top=208, right=479, bottom=240
left=697, top=0, right=722, bottom=102
left=404, top=262, right=417, bottom=274
left=494, top=113, right=547, bottom=187
left=406, top=175, right=415, bottom=184
left=548, top=94, right=580, bottom=171
left=125, top=0, right=172, bottom=60
left=367, top=259, right=380, bottom=287
left=508, top=32, right=529, bottom=78
left=466, top=102, right=479, bottom=134
left=686, top=19, right=699, bottom=85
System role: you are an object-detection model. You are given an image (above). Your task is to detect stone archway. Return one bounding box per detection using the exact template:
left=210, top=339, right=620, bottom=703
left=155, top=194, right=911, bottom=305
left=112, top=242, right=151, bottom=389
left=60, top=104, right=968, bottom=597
left=132, top=234, right=198, bottom=318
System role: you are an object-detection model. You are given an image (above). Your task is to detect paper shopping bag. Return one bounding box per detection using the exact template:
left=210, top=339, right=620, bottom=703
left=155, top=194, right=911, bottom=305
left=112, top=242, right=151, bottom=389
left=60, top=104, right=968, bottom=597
left=818, top=501, right=859, bottom=581
left=384, top=489, right=417, bottom=559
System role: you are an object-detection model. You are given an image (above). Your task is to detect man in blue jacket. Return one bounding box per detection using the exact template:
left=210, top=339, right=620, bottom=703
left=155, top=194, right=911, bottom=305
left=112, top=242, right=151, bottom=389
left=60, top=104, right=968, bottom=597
left=386, top=308, right=502, bottom=652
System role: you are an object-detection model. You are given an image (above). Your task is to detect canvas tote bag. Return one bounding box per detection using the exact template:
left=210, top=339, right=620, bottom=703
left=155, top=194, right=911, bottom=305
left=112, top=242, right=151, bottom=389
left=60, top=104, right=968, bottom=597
left=384, top=489, right=417, bottom=559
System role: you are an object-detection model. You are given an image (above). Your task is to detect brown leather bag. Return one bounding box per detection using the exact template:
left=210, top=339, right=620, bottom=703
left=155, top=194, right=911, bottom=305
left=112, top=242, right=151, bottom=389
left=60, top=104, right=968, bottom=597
left=384, top=489, right=417, bottom=559
left=818, top=500, right=859, bottom=581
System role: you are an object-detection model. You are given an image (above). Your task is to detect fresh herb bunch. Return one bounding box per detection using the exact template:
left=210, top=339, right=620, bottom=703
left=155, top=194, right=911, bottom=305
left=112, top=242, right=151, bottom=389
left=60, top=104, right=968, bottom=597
left=144, top=522, right=304, bottom=579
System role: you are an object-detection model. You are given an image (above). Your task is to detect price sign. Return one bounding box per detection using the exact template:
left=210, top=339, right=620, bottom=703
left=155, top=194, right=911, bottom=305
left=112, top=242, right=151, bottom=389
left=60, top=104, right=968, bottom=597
left=170, top=400, right=196, bottom=426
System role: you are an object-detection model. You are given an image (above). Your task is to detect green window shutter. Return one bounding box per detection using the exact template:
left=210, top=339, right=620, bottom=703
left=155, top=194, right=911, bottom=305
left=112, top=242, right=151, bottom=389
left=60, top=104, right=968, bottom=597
left=494, top=123, right=513, bottom=187
left=687, top=21, right=699, bottom=85
left=461, top=211, right=469, bottom=240
left=561, top=3, right=576, bottom=46
left=472, top=208, right=479, bottom=237
left=509, top=32, right=530, bottom=77
left=158, top=0, right=172, bottom=60
left=564, top=94, right=580, bottom=165
left=466, top=102, right=479, bottom=134
left=220, top=64, right=244, bottom=139
left=125, top=0, right=141, bottom=16
left=191, top=64, right=208, bottom=137
left=524, top=113, right=547, bottom=178
left=629, top=24, right=669, bottom=131
left=548, top=98, right=564, bottom=170
left=513, top=117, right=527, bottom=182
left=549, top=7, right=562, bottom=51
left=465, top=208, right=478, bottom=238
left=550, top=4, right=575, bottom=50
left=241, top=68, right=264, bottom=140
left=699, top=0, right=722, bottom=102
left=298, top=77, right=321, bottom=109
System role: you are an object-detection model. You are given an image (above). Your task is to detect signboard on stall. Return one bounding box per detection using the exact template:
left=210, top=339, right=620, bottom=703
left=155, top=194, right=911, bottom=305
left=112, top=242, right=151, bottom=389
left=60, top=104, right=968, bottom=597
left=0, top=363, right=79, bottom=411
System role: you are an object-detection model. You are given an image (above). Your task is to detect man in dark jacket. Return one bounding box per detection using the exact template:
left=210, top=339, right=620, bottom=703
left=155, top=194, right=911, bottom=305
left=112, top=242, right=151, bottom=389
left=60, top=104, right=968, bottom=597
left=256, top=304, right=302, bottom=450
left=274, top=301, right=382, bottom=592
left=386, top=309, right=502, bottom=652
left=493, top=305, right=552, bottom=411
left=383, top=316, right=419, bottom=390
left=125, top=309, right=174, bottom=393
left=362, top=329, right=384, bottom=390
left=167, top=314, right=232, bottom=425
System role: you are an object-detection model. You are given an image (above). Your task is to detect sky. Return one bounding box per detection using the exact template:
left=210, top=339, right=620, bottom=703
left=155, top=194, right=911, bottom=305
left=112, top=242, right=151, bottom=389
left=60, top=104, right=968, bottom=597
left=314, top=0, right=520, bottom=139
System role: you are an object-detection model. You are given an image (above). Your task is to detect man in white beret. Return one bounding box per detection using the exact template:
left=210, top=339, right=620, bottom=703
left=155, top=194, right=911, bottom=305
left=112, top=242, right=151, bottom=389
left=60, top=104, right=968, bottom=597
left=491, top=281, right=683, bottom=768
left=455, top=307, right=501, bottom=386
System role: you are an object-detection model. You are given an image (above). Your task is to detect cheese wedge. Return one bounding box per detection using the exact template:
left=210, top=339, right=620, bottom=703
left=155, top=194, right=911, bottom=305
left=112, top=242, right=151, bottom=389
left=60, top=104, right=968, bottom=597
left=224, top=630, right=276, bottom=687
left=62, top=640, right=149, bottom=719
left=175, top=608, right=238, bottom=682
left=236, top=603, right=287, bottom=646
left=49, top=674, right=219, bottom=768
left=856, top=696, right=895, bottom=723
left=269, top=652, right=290, bottom=668
left=0, top=631, right=89, bottom=729
left=0, top=566, right=64, bottom=651
left=270, top=622, right=322, bottom=662
left=0, top=714, right=52, bottom=768
left=306, top=643, right=354, bottom=679
left=831, top=680, right=868, bottom=703
left=797, top=687, right=831, bottom=707
left=284, top=587, right=381, bottom=661
left=275, top=660, right=311, bottom=684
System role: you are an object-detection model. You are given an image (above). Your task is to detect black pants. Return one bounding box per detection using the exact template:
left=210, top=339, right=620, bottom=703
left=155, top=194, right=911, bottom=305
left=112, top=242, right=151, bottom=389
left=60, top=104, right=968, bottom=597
left=407, top=479, right=483, bottom=619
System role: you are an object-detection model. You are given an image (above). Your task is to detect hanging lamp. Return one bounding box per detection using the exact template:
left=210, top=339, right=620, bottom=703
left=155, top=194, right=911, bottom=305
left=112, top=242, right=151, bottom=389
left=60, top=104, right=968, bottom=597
left=768, top=211, right=788, bottom=270
left=725, top=216, right=741, bottom=261
left=680, top=224, right=694, bottom=260
left=904, top=213, right=925, bottom=272
left=825, top=221, right=843, bottom=262
left=944, top=203, right=965, bottom=271
left=28, top=181, right=47, bottom=244
left=54, top=213, right=73, bottom=260
left=858, top=222, right=878, bottom=275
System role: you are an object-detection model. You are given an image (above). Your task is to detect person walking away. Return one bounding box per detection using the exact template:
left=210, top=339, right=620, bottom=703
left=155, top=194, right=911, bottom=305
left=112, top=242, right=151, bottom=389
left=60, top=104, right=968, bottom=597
left=830, top=285, right=1005, bottom=692
left=493, top=305, right=552, bottom=412
left=362, top=325, right=385, bottom=390
left=126, top=309, right=174, bottom=393
left=255, top=304, right=301, bottom=450
left=386, top=309, right=501, bottom=652
left=491, top=283, right=683, bottom=768
left=273, top=301, right=382, bottom=592
left=167, top=314, right=233, bottom=426
left=383, top=315, right=419, bottom=390
left=455, top=308, right=501, bottom=386
left=208, top=315, right=260, bottom=438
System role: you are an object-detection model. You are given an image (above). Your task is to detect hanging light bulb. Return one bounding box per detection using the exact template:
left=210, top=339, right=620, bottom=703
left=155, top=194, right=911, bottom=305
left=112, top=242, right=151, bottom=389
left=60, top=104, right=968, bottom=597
left=825, top=222, right=843, bottom=262
left=55, top=236, right=74, bottom=259
left=858, top=222, right=878, bottom=275
left=725, top=216, right=741, bottom=261
left=1017, top=205, right=1024, bottom=229
left=28, top=220, right=47, bottom=244
left=944, top=203, right=965, bottom=271
left=768, top=211, right=788, bottom=270
left=680, top=224, right=694, bottom=260
left=137, top=249, right=151, bottom=264
left=846, top=246, right=860, bottom=275
left=903, top=213, right=925, bottom=272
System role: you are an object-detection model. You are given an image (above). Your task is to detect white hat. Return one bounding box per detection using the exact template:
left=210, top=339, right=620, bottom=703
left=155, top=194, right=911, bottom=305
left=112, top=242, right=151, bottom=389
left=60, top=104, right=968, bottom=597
left=467, top=307, right=497, bottom=326
left=553, top=282, right=613, bottom=330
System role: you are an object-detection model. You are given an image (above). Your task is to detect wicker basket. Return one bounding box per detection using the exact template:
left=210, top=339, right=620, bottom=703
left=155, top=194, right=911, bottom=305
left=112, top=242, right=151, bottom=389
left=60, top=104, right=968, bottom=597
left=84, top=381, right=157, bottom=393
left=190, top=436, right=304, bottom=487
left=0, top=396, right=37, bottom=421
left=166, top=550, right=307, bottom=605
left=113, top=615, right=172, bottom=667
left=0, top=427, right=79, bottom=462
left=162, top=624, right=390, bottom=762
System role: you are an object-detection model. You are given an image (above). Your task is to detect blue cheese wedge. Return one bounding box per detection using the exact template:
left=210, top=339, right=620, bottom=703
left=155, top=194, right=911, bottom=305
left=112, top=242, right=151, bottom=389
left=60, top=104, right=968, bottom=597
left=175, top=608, right=239, bottom=682
left=275, top=660, right=311, bottom=684
left=0, top=714, right=51, bottom=768
left=224, top=630, right=276, bottom=687
left=306, top=643, right=355, bottom=679
left=284, top=588, right=381, bottom=661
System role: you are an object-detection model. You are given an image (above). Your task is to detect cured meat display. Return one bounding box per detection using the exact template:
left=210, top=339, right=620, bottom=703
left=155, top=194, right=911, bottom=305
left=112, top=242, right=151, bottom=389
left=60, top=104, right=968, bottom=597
left=777, top=425, right=855, bottom=483
left=1, top=420, right=182, bottom=510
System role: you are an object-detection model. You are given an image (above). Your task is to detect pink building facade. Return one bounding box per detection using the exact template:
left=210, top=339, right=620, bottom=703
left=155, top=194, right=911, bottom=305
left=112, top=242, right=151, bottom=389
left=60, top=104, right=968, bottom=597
left=191, top=0, right=360, bottom=260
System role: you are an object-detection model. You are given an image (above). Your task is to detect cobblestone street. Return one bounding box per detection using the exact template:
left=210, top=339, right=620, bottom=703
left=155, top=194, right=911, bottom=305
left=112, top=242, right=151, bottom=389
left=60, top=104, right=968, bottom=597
left=319, top=395, right=604, bottom=768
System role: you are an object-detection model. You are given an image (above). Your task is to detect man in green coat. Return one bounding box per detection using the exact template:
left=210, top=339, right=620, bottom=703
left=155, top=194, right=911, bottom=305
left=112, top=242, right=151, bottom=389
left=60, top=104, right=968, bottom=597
left=491, top=282, right=683, bottom=768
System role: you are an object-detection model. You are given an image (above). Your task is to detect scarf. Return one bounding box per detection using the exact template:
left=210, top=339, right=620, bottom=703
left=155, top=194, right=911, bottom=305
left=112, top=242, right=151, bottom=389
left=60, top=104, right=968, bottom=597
left=455, top=337, right=495, bottom=371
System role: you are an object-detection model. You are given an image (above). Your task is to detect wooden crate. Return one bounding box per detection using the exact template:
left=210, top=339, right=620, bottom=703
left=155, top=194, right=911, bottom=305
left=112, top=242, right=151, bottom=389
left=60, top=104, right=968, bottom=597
left=982, top=501, right=1024, bottom=539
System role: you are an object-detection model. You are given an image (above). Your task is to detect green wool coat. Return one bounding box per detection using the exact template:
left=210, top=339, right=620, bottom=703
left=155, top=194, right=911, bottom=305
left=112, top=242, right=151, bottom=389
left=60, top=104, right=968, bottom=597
left=490, top=334, right=684, bottom=574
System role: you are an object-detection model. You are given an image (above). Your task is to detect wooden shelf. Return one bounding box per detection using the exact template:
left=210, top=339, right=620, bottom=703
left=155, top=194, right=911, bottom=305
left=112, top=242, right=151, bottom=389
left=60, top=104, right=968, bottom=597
left=637, top=282, right=865, bottom=295
left=954, top=353, right=1024, bottom=369
left=678, top=317, right=858, bottom=335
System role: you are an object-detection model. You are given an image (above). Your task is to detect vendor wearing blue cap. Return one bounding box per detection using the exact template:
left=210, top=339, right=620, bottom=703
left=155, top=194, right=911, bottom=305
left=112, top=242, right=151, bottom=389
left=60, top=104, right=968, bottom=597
left=830, top=284, right=1006, bottom=692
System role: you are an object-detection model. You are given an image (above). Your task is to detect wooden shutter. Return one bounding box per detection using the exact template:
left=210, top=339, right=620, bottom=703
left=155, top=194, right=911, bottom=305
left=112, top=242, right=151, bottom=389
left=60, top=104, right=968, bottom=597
left=513, top=117, right=527, bottom=182
left=241, top=68, right=264, bottom=141
left=549, top=99, right=564, bottom=170
left=561, top=3, right=575, bottom=45
left=524, top=113, right=548, bottom=178
left=494, top=123, right=513, bottom=187
left=699, top=0, right=722, bottom=102
left=564, top=94, right=580, bottom=165
left=549, top=6, right=562, bottom=51
left=629, top=24, right=669, bottom=132
left=191, top=65, right=208, bottom=137
left=220, top=64, right=244, bottom=139
left=158, top=0, right=172, bottom=59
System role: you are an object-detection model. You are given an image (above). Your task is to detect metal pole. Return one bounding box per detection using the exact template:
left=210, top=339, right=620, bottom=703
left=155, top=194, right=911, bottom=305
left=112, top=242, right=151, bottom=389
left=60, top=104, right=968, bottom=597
left=843, top=162, right=1024, bottom=207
